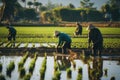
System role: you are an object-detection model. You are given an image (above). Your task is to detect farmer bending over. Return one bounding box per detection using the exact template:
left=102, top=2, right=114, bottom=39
left=6, top=24, right=17, bottom=42
left=86, top=24, right=103, bottom=57
left=54, top=30, right=72, bottom=54
left=74, top=22, right=82, bottom=36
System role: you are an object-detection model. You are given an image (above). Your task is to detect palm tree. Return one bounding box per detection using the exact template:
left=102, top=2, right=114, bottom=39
left=34, top=2, right=40, bottom=12
left=27, top=1, right=33, bottom=8
left=21, top=0, right=26, bottom=8
left=39, top=2, right=42, bottom=8
left=80, top=0, right=94, bottom=8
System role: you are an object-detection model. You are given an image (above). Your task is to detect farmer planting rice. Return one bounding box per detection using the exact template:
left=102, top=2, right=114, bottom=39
left=54, top=30, right=72, bottom=54
left=86, top=24, right=103, bottom=57
left=74, top=22, right=83, bottom=36
left=6, top=24, right=17, bottom=42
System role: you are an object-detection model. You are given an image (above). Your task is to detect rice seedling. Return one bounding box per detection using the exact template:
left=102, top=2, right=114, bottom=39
left=0, top=74, right=5, bottom=80
left=66, top=68, right=72, bottom=78
left=6, top=61, right=15, bottom=77
left=0, top=63, right=2, bottom=73
left=15, top=42, right=21, bottom=48
left=52, top=70, right=61, bottom=80
left=0, top=42, right=4, bottom=46
left=52, top=57, right=61, bottom=80
left=54, top=60, right=59, bottom=71
left=5, top=42, right=11, bottom=47
left=29, top=53, right=38, bottom=74
left=23, top=73, right=32, bottom=80
left=40, top=53, right=47, bottom=79
left=18, top=52, right=28, bottom=70
left=24, top=43, right=28, bottom=48
left=78, top=67, right=82, bottom=74
left=19, top=67, right=26, bottom=78
left=77, top=74, right=82, bottom=80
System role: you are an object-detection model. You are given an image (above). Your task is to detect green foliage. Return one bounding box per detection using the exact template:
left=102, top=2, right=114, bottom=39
left=20, top=67, right=26, bottom=78
left=0, top=74, right=5, bottom=80
left=54, top=61, right=59, bottom=71
left=0, top=63, right=2, bottom=73
left=41, top=7, right=104, bottom=22
left=24, top=9, right=38, bottom=21
left=52, top=70, right=61, bottom=80
left=29, top=53, right=37, bottom=73
left=24, top=73, right=32, bottom=80
left=0, top=27, right=120, bottom=48
left=78, top=67, right=82, bottom=74
left=18, top=52, right=28, bottom=69
left=77, top=74, right=82, bottom=80
left=7, top=61, right=15, bottom=76
left=66, top=68, right=72, bottom=78
left=1, top=0, right=18, bottom=21
left=40, top=54, right=47, bottom=79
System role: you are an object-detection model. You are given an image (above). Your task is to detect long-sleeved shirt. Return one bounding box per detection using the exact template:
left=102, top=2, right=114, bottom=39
left=9, top=27, right=16, bottom=35
left=88, top=28, right=103, bottom=44
left=58, top=33, right=72, bottom=46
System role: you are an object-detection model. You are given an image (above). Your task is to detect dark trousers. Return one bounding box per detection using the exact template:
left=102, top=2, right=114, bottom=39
left=92, top=42, right=103, bottom=56
left=57, top=42, right=71, bottom=54
left=8, top=34, right=16, bottom=41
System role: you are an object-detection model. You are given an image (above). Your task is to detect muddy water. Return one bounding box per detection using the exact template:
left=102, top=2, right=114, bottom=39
left=0, top=56, right=120, bottom=80
left=1, top=43, right=57, bottom=48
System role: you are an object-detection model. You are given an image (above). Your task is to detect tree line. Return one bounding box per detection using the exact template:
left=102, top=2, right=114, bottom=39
left=0, top=0, right=119, bottom=24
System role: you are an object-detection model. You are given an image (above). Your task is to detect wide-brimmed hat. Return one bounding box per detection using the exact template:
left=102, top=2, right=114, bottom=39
left=86, top=24, right=95, bottom=30
left=54, top=30, right=60, bottom=37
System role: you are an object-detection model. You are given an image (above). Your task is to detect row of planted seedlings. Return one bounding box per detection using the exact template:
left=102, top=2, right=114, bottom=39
left=18, top=51, right=29, bottom=79
left=0, top=56, right=16, bottom=79
left=0, top=50, right=113, bottom=80
left=23, top=52, right=38, bottom=80
left=0, top=50, right=34, bottom=80
left=0, top=62, right=5, bottom=80
left=0, top=42, right=88, bottom=48
left=39, top=53, right=47, bottom=80
left=0, top=39, right=120, bottom=48
left=0, top=42, right=57, bottom=48
left=0, top=41, right=21, bottom=48
left=79, top=50, right=112, bottom=80
left=52, top=52, right=85, bottom=80
left=52, top=54, right=61, bottom=80
left=18, top=51, right=38, bottom=80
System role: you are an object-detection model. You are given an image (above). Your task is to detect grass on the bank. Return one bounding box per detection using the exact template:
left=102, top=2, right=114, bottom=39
left=0, top=26, right=120, bottom=48
left=0, top=27, right=120, bottom=36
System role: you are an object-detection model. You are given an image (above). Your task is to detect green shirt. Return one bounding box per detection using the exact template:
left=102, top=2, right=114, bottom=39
left=58, top=32, right=72, bottom=46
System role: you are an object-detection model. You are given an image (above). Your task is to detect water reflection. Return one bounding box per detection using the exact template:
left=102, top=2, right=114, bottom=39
left=0, top=55, right=119, bottom=80
left=88, top=57, right=103, bottom=80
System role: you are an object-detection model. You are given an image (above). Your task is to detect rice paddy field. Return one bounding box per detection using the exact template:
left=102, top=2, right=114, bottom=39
left=0, top=26, right=120, bottom=80
left=0, top=26, right=120, bottom=48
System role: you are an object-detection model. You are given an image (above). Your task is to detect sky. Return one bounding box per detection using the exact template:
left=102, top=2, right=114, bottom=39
left=19, top=0, right=109, bottom=10
left=0, top=0, right=109, bottom=10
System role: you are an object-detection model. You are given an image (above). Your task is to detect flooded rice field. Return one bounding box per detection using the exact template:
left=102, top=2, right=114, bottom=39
left=0, top=54, right=120, bottom=80
left=0, top=43, right=57, bottom=48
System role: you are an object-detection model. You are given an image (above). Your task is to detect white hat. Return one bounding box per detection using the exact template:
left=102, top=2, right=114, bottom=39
left=86, top=24, right=95, bottom=30
left=54, top=30, right=60, bottom=37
